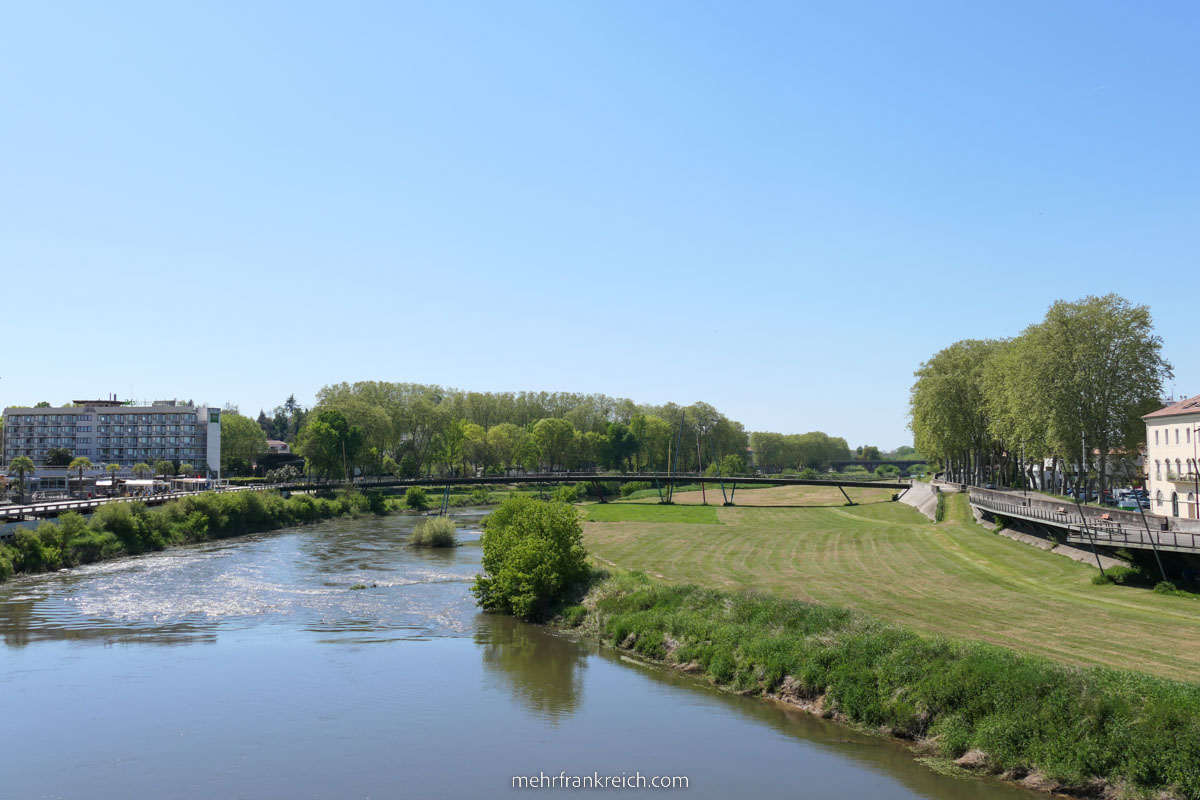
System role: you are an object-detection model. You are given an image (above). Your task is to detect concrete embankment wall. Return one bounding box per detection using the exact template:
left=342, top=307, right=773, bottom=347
left=899, top=481, right=939, bottom=521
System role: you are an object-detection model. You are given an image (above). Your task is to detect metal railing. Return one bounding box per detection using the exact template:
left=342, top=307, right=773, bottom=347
left=970, top=492, right=1200, bottom=554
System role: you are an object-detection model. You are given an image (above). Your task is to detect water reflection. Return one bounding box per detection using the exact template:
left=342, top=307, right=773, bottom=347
left=477, top=614, right=585, bottom=722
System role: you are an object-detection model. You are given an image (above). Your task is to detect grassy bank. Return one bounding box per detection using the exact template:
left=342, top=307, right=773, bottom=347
left=582, top=486, right=1200, bottom=680
left=559, top=571, right=1200, bottom=799
left=0, top=489, right=382, bottom=582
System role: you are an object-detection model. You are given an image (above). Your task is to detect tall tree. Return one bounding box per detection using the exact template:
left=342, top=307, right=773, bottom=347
left=295, top=409, right=364, bottom=480
left=532, top=418, right=575, bottom=470
left=68, top=456, right=93, bottom=496
left=220, top=411, right=269, bottom=474
left=7, top=456, right=35, bottom=502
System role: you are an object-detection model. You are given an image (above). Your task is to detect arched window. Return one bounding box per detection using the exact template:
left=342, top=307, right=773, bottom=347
left=1172, top=492, right=1179, bottom=517
left=1156, top=490, right=1163, bottom=508
left=1177, top=459, right=1183, bottom=478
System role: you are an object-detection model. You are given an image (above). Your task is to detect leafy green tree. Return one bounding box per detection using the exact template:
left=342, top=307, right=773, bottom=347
left=463, top=422, right=493, bottom=473
left=295, top=409, right=363, bottom=480
left=105, top=462, right=121, bottom=488
left=220, top=411, right=269, bottom=474
left=532, top=418, right=575, bottom=470
left=1023, top=295, right=1171, bottom=495
left=178, top=462, right=195, bottom=476
left=154, top=460, right=175, bottom=477
left=131, top=462, right=153, bottom=479
left=397, top=453, right=419, bottom=478
left=68, top=456, right=93, bottom=496
left=471, top=496, right=589, bottom=620
left=34, top=401, right=51, bottom=408
left=7, top=456, right=35, bottom=502
left=44, top=447, right=73, bottom=467
left=435, top=418, right=469, bottom=474
left=488, top=423, right=526, bottom=470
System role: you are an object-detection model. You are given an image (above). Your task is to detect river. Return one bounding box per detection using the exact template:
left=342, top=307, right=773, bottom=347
left=0, top=511, right=1037, bottom=799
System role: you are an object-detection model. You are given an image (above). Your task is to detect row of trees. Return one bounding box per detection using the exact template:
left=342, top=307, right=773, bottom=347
left=749, top=431, right=852, bottom=473
left=909, top=294, right=1171, bottom=493
left=289, top=382, right=758, bottom=480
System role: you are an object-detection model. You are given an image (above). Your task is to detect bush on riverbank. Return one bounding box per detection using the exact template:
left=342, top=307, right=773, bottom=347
left=0, top=489, right=372, bottom=581
left=472, top=496, right=589, bottom=621
left=565, top=572, right=1200, bottom=799
left=410, top=516, right=457, bottom=547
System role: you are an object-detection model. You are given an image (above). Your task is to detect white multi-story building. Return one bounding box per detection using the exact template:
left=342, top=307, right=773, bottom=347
left=1143, top=394, right=1200, bottom=520
left=4, top=396, right=221, bottom=473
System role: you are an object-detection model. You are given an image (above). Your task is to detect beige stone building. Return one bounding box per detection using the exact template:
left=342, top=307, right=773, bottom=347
left=1144, top=394, right=1200, bottom=519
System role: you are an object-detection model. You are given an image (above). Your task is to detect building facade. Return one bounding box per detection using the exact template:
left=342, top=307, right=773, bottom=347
left=1143, top=394, right=1200, bottom=520
left=4, top=398, right=221, bottom=473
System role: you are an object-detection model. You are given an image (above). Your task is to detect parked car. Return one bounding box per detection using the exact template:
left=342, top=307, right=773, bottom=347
left=1117, top=496, right=1139, bottom=510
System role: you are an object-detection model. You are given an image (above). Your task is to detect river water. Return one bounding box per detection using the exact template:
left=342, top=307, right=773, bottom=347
left=0, top=511, right=1037, bottom=799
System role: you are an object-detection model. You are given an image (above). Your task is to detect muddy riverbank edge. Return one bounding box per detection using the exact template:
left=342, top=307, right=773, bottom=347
left=544, top=571, right=1199, bottom=800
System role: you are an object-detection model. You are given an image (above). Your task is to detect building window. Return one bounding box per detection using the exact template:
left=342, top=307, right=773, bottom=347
left=1172, top=492, right=1179, bottom=517
left=1156, top=490, right=1163, bottom=508
left=76, top=449, right=90, bottom=456
left=1155, top=430, right=1160, bottom=445
left=1176, top=429, right=1180, bottom=444
left=1190, top=428, right=1193, bottom=445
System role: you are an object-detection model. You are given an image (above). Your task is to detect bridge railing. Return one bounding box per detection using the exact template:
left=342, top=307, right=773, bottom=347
left=970, top=491, right=1200, bottom=553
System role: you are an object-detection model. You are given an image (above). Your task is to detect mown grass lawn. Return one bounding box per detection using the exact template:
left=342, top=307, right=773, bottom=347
left=582, top=486, right=1200, bottom=681
left=585, top=503, right=720, bottom=524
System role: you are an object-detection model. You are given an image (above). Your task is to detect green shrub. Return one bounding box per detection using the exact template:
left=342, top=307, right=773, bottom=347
left=472, top=496, right=589, bottom=620
left=410, top=516, right=457, bottom=547
left=1092, top=565, right=1143, bottom=586
left=551, top=484, right=582, bottom=503
left=935, top=493, right=947, bottom=522
left=0, top=544, right=14, bottom=580
left=798, top=467, right=818, bottom=480
left=468, top=487, right=492, bottom=505
left=620, top=481, right=653, bottom=497
left=405, top=487, right=430, bottom=511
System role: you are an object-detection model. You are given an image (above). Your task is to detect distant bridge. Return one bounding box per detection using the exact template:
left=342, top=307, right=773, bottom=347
left=829, top=460, right=926, bottom=473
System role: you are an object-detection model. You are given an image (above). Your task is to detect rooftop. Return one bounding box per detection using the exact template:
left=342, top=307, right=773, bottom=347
left=1143, top=394, right=1200, bottom=420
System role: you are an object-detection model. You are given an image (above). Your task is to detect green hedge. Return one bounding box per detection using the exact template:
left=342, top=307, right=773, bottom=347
left=564, top=573, right=1200, bottom=799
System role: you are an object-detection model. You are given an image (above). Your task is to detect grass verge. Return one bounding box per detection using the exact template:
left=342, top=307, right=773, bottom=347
left=557, top=571, right=1200, bottom=799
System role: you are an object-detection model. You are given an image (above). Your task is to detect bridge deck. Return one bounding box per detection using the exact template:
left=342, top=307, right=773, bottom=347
left=970, top=493, right=1200, bottom=555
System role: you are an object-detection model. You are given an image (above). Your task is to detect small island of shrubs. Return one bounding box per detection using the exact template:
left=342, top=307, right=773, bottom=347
left=409, top=516, right=457, bottom=547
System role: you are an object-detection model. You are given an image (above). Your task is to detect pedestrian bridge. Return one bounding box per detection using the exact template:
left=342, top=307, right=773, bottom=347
left=969, top=491, right=1200, bottom=555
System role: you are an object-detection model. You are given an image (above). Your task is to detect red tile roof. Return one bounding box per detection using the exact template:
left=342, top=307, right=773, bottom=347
left=1143, top=394, right=1200, bottom=420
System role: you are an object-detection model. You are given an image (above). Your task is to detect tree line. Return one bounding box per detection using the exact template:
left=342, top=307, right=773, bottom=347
left=909, top=294, right=1171, bottom=493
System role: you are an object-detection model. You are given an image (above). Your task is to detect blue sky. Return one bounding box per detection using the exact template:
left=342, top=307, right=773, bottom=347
left=2, top=1, right=1196, bottom=449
